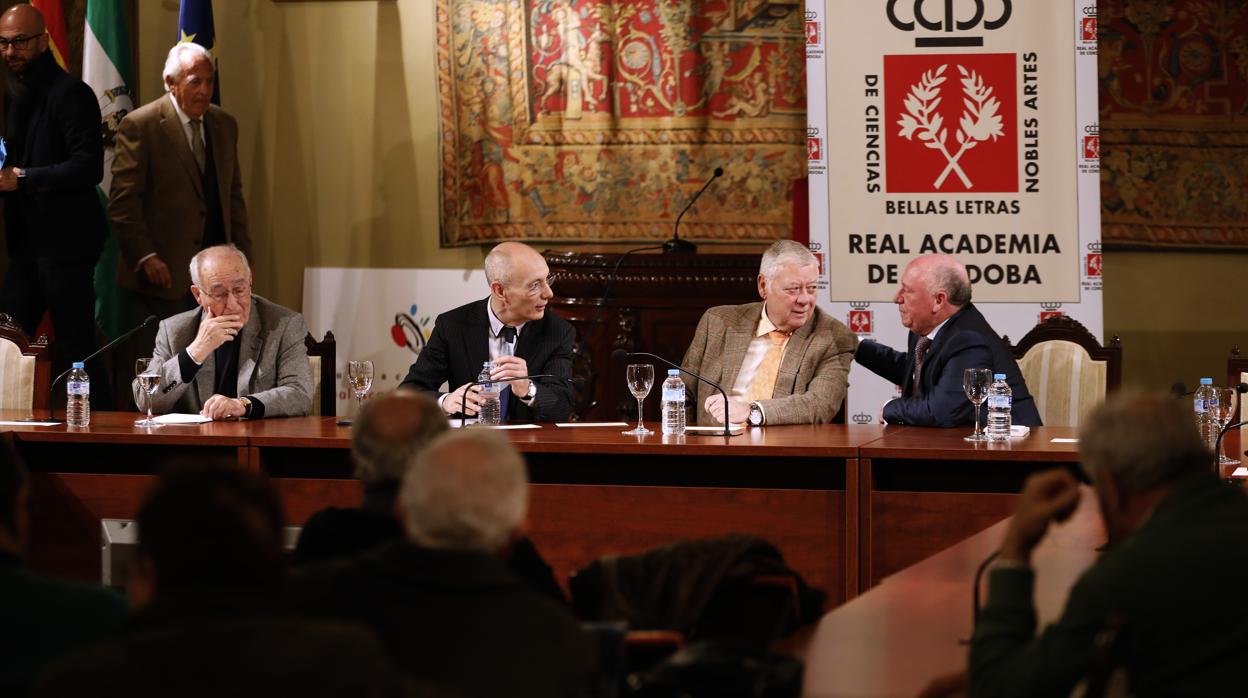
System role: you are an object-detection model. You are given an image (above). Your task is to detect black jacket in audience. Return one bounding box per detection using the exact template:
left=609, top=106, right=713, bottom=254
left=290, top=541, right=595, bottom=698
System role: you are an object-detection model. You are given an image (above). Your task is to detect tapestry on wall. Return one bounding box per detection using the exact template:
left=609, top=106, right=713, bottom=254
left=1100, top=0, right=1248, bottom=250
left=436, top=0, right=806, bottom=247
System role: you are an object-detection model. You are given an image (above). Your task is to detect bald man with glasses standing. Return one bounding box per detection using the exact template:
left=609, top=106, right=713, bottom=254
left=399, top=242, right=576, bottom=423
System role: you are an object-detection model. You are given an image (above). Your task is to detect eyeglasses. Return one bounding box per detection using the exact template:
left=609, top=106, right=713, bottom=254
left=200, top=284, right=252, bottom=304
left=0, top=32, right=45, bottom=51
left=779, top=284, right=819, bottom=298
left=523, top=276, right=554, bottom=297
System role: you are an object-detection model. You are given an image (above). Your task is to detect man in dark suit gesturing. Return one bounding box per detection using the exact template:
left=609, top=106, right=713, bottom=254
left=399, top=242, right=575, bottom=422
left=855, top=254, right=1041, bottom=427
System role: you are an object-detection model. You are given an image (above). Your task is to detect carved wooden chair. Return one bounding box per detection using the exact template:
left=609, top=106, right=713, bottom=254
left=1008, top=316, right=1122, bottom=428
left=0, top=313, right=51, bottom=413
left=304, top=331, right=336, bottom=416
left=1226, top=347, right=1248, bottom=422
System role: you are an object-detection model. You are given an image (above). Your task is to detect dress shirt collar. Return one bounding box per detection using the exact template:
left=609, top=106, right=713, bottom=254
left=755, top=306, right=784, bottom=338
left=926, top=316, right=951, bottom=342
left=168, top=92, right=195, bottom=129
left=486, top=297, right=526, bottom=340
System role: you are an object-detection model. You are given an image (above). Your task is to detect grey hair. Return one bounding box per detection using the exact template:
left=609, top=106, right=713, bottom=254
left=162, top=42, right=213, bottom=88
left=483, top=245, right=511, bottom=285
left=189, top=244, right=250, bottom=288
left=925, top=256, right=972, bottom=306
left=399, top=429, right=527, bottom=554
left=351, top=392, right=449, bottom=485
left=1079, top=390, right=1210, bottom=492
left=758, top=240, right=818, bottom=287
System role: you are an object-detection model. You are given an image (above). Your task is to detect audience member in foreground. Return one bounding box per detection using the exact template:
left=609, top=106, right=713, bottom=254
left=34, top=461, right=406, bottom=698
left=968, top=391, right=1248, bottom=696
left=0, top=439, right=125, bottom=697
left=292, top=392, right=565, bottom=602
left=854, top=254, right=1040, bottom=427
left=291, top=429, right=594, bottom=697
left=136, top=244, right=313, bottom=420
left=680, top=240, right=857, bottom=426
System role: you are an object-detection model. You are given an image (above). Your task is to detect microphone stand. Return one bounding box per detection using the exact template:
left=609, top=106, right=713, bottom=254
left=458, top=373, right=554, bottom=429
left=28, top=315, right=158, bottom=422
left=617, top=350, right=733, bottom=437
left=663, top=167, right=723, bottom=254
left=1214, top=419, right=1246, bottom=478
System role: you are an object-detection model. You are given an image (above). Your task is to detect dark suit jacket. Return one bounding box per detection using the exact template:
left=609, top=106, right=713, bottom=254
left=109, top=95, right=251, bottom=300
left=855, top=304, right=1041, bottom=427
left=2, top=51, right=107, bottom=264
left=398, top=298, right=576, bottom=421
left=33, top=593, right=406, bottom=698
left=289, top=541, right=595, bottom=698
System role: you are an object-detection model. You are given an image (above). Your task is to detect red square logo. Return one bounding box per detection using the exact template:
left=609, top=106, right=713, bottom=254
left=1081, top=18, right=1097, bottom=41
left=848, top=310, right=872, bottom=334
left=811, top=251, right=825, bottom=276
left=1040, top=311, right=1063, bottom=322
left=1083, top=135, right=1099, bottom=160
left=806, top=21, right=820, bottom=45
left=885, top=54, right=1018, bottom=193
left=807, top=136, right=822, bottom=161
left=1086, top=253, right=1102, bottom=277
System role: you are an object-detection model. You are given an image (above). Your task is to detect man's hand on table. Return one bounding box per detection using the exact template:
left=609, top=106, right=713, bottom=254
left=201, top=394, right=248, bottom=420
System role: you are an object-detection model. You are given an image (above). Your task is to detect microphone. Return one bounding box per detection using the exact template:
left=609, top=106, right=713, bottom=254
left=457, top=373, right=555, bottom=429
left=663, top=166, right=724, bottom=254
left=611, top=348, right=734, bottom=437
left=1214, top=419, right=1246, bottom=477
left=35, top=314, right=158, bottom=421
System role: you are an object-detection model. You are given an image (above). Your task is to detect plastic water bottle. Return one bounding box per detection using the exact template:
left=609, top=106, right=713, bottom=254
left=66, top=361, right=90, bottom=428
left=661, top=369, right=686, bottom=436
left=985, top=373, right=1012, bottom=441
left=1195, top=377, right=1218, bottom=454
left=477, top=361, right=501, bottom=426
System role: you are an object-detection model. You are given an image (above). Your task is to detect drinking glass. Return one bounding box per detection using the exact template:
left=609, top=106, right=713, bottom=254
left=134, top=358, right=162, bottom=427
left=963, top=368, right=992, bottom=442
left=348, top=360, right=374, bottom=417
left=623, top=364, right=655, bottom=436
left=1215, top=387, right=1239, bottom=465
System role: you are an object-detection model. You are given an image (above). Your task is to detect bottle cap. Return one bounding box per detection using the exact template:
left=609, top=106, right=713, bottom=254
left=668, top=369, right=680, bottom=376
left=993, top=373, right=1006, bottom=380
left=72, top=361, right=85, bottom=369
left=1200, top=377, right=1213, bottom=385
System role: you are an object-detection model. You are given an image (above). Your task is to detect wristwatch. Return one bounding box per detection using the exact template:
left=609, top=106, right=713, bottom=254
left=237, top=396, right=252, bottom=418
left=520, top=380, right=536, bottom=402
left=748, top=401, right=764, bottom=426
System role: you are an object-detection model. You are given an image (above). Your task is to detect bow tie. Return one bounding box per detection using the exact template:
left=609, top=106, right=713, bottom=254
left=500, top=326, right=517, bottom=344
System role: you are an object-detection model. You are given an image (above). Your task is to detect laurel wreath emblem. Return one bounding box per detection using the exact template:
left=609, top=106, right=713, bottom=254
left=896, top=64, right=1006, bottom=190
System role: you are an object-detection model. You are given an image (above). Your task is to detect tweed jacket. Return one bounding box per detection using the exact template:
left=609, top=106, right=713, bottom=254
left=680, top=302, right=858, bottom=425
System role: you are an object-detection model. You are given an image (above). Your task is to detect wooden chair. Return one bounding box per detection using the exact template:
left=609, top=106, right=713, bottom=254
left=1007, top=316, right=1122, bottom=427
left=1227, top=347, right=1248, bottom=421
left=0, top=313, right=51, bottom=413
left=304, top=331, right=336, bottom=417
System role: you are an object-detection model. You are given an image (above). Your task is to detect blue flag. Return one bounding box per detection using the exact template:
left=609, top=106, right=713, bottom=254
left=177, top=0, right=220, bottom=104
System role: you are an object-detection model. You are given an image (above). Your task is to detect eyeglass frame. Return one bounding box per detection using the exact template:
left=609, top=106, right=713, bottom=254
left=0, top=32, right=46, bottom=51
left=196, top=283, right=253, bottom=304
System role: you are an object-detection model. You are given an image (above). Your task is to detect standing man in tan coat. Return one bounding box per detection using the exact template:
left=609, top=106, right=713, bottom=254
left=108, top=41, right=250, bottom=361
left=681, top=240, right=858, bottom=426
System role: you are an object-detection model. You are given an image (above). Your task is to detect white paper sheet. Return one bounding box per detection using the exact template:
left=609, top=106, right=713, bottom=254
left=151, top=413, right=213, bottom=425
left=555, top=422, right=630, bottom=428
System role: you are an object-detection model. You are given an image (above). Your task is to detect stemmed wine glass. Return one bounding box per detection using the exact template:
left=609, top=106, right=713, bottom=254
left=134, top=358, right=162, bottom=427
left=623, top=364, right=655, bottom=436
left=963, top=368, right=992, bottom=442
left=1214, top=386, right=1239, bottom=465
left=348, top=360, right=374, bottom=417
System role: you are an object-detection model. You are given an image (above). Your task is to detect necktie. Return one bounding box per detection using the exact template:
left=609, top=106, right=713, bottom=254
left=190, top=119, right=206, bottom=173
left=498, top=326, right=517, bottom=421
left=747, top=331, right=789, bottom=403
left=500, top=326, right=517, bottom=344
left=912, top=336, right=933, bottom=395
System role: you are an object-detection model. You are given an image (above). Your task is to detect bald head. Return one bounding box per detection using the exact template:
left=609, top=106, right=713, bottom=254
left=895, top=254, right=972, bottom=335
left=484, top=242, right=553, bottom=325
left=351, top=392, right=449, bottom=485
left=0, top=4, right=48, bottom=75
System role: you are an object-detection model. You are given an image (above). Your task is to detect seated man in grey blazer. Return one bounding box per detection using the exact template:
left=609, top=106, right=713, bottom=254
left=681, top=240, right=858, bottom=426
left=135, top=244, right=313, bottom=420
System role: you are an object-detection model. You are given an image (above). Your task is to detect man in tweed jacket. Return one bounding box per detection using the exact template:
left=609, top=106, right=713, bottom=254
left=681, top=241, right=858, bottom=426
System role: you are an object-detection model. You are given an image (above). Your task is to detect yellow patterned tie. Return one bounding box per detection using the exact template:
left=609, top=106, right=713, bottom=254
left=747, top=331, right=789, bottom=403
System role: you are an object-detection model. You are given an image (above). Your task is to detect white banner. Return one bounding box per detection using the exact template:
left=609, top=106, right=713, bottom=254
left=808, top=0, right=1102, bottom=425
left=303, top=268, right=489, bottom=415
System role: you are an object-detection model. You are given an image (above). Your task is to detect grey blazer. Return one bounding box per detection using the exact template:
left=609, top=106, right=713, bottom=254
left=680, top=302, right=858, bottom=425
left=136, top=295, right=313, bottom=417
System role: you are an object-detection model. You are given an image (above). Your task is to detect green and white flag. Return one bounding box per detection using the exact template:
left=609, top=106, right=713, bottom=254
left=84, top=0, right=135, bottom=339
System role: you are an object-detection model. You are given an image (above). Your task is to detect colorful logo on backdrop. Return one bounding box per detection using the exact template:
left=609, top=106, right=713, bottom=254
left=885, top=53, right=1018, bottom=193
left=391, top=305, right=431, bottom=354
left=807, top=126, right=823, bottom=162
left=848, top=301, right=873, bottom=335
left=1039, top=302, right=1063, bottom=322
left=1085, top=241, right=1102, bottom=278
left=1081, top=17, right=1096, bottom=42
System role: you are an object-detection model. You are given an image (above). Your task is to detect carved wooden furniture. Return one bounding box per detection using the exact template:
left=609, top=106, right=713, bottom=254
left=0, top=313, right=51, bottom=412
left=304, top=331, right=336, bottom=417
left=1007, top=316, right=1122, bottom=427
left=1228, top=347, right=1248, bottom=422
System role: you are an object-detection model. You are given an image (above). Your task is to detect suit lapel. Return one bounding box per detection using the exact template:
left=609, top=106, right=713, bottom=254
left=773, top=313, right=815, bottom=398
left=720, top=303, right=758, bottom=392
left=464, top=299, right=492, bottom=379
left=159, top=98, right=204, bottom=199
left=235, top=300, right=262, bottom=396
left=206, top=109, right=231, bottom=213
left=902, top=332, right=919, bottom=396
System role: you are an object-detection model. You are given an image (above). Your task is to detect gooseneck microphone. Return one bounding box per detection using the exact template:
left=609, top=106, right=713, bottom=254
left=611, top=348, right=734, bottom=437
left=1214, top=418, right=1246, bottom=477
left=458, top=373, right=554, bottom=429
left=34, top=314, right=158, bottom=421
left=664, top=166, right=724, bottom=254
